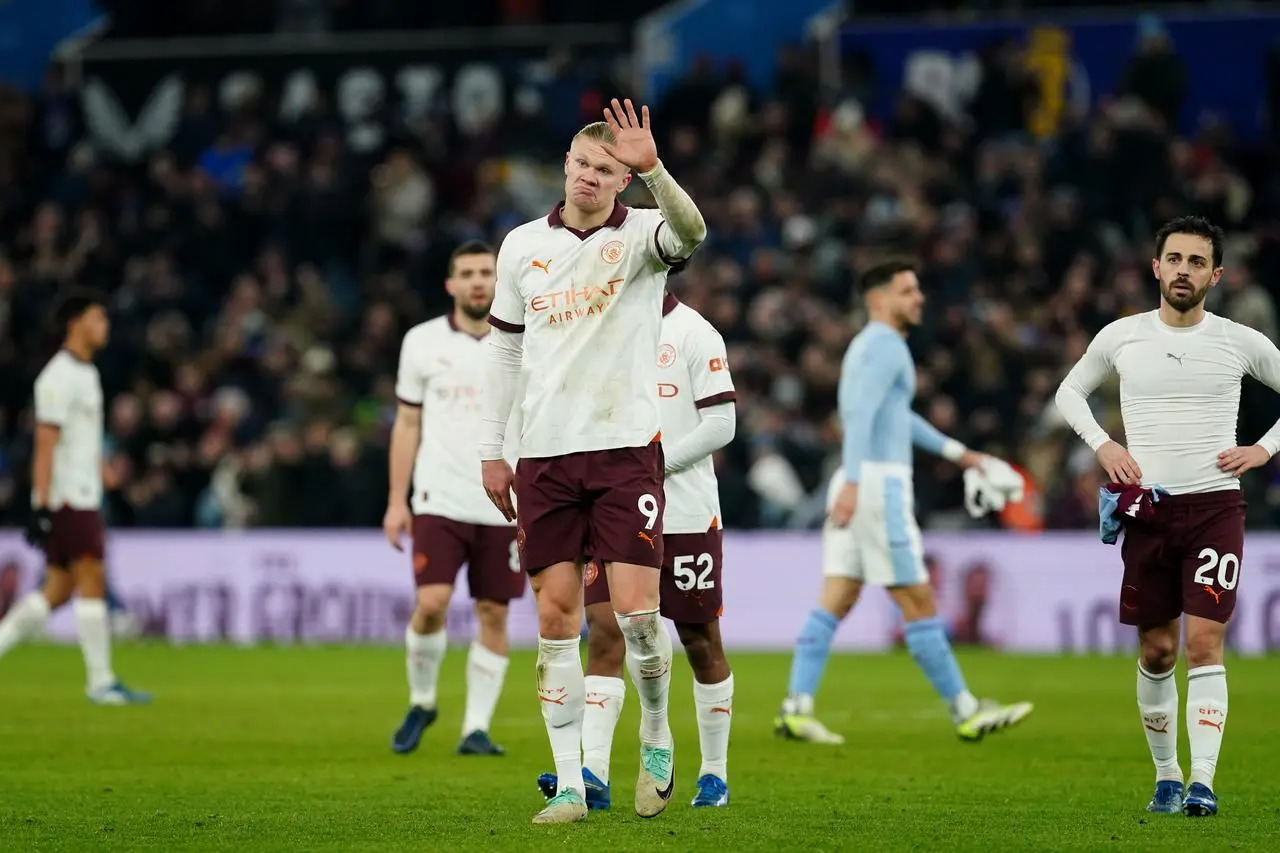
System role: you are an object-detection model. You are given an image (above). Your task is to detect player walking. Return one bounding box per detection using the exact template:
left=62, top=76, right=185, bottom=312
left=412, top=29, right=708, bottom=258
left=383, top=241, right=525, bottom=757
left=776, top=260, right=1032, bottom=744
left=536, top=290, right=738, bottom=809
left=1055, top=216, right=1280, bottom=817
left=480, top=99, right=707, bottom=825
left=0, top=290, right=150, bottom=705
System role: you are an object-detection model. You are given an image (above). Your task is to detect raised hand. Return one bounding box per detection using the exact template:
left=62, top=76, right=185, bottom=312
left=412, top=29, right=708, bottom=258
left=601, top=98, right=659, bottom=173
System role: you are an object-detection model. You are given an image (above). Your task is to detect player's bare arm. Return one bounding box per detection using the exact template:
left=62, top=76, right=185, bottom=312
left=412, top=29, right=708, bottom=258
left=101, top=458, right=120, bottom=491
left=383, top=402, right=421, bottom=550
left=25, top=422, right=60, bottom=548
left=828, top=483, right=858, bottom=528
left=31, top=422, right=59, bottom=509
left=601, top=98, right=707, bottom=259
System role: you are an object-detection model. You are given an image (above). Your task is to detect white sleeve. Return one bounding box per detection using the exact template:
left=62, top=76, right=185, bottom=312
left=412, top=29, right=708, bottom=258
left=1235, top=323, right=1280, bottom=456
left=663, top=324, right=736, bottom=474
left=1054, top=323, right=1121, bottom=451
left=663, top=403, right=735, bottom=474
left=393, top=330, right=426, bottom=407
left=479, top=330, right=523, bottom=461
left=638, top=161, right=707, bottom=265
left=489, top=236, right=526, bottom=333
left=686, top=325, right=736, bottom=407
left=33, top=367, right=70, bottom=428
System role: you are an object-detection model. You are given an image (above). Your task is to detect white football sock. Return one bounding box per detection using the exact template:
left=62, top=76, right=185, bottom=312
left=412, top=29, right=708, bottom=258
left=616, top=609, right=673, bottom=748
left=582, top=675, right=625, bottom=784
left=950, top=690, right=980, bottom=723
left=0, top=592, right=51, bottom=658
left=1187, top=664, right=1227, bottom=790
left=74, top=598, right=116, bottom=693
left=461, top=641, right=509, bottom=736
left=694, top=673, right=733, bottom=781
left=537, top=636, right=586, bottom=799
left=1137, top=663, right=1181, bottom=782
left=405, top=625, right=446, bottom=709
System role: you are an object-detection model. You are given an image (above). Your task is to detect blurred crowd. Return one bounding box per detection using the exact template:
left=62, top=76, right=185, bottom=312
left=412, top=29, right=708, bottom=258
left=92, top=0, right=1221, bottom=38
left=95, top=0, right=668, bottom=37
left=3, top=13, right=1280, bottom=533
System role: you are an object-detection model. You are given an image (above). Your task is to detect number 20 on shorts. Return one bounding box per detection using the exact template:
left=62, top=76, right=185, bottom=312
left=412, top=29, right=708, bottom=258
left=1194, top=547, right=1240, bottom=591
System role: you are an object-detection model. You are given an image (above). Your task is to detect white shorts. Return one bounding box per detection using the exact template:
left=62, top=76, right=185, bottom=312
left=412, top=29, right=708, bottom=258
left=822, top=462, right=927, bottom=587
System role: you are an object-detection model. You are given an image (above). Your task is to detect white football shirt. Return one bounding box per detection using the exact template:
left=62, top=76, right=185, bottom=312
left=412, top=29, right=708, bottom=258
left=1056, top=310, right=1280, bottom=495
left=489, top=202, right=684, bottom=459
left=32, top=350, right=104, bottom=511
left=395, top=315, right=520, bottom=525
left=658, top=295, right=736, bottom=533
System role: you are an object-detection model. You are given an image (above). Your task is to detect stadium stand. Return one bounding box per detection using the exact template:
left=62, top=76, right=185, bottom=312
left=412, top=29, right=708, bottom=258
left=2, top=2, right=1279, bottom=535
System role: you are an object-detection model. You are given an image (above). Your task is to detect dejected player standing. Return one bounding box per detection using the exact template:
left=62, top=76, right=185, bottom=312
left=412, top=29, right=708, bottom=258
left=536, top=290, right=738, bottom=810
left=0, top=289, right=150, bottom=705
left=1055, top=215, right=1280, bottom=817
left=383, top=241, right=525, bottom=757
left=479, top=99, right=707, bottom=825
left=776, top=260, right=1031, bottom=744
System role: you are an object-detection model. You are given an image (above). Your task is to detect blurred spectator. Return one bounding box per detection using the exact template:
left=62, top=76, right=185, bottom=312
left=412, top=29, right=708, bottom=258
left=1119, top=17, right=1188, bottom=132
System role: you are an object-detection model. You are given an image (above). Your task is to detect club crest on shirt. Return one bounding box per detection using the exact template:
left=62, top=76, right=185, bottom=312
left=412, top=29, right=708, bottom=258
left=600, top=240, right=626, bottom=264
left=657, top=344, right=677, bottom=368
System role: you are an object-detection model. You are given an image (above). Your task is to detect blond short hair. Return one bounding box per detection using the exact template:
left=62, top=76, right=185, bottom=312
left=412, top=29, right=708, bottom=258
left=574, top=121, right=617, bottom=146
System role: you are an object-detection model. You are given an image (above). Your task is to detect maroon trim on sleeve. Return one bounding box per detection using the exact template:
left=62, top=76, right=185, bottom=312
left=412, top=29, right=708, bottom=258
left=489, top=316, right=525, bottom=333
left=694, top=391, right=737, bottom=410
left=653, top=221, right=685, bottom=267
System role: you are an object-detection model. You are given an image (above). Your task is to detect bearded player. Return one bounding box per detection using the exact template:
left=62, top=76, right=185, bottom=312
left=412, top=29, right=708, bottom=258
left=479, top=99, right=707, bottom=825
left=537, top=290, right=737, bottom=810
left=383, top=241, right=525, bottom=757
left=1055, top=216, right=1280, bottom=817
left=776, top=259, right=1032, bottom=744
left=0, top=289, right=150, bottom=704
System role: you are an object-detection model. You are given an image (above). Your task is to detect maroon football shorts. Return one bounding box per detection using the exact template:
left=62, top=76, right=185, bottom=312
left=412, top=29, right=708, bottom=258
left=514, top=441, right=665, bottom=575
left=45, top=509, right=105, bottom=568
left=1119, top=490, right=1245, bottom=626
left=583, top=528, right=724, bottom=624
left=411, top=514, right=526, bottom=603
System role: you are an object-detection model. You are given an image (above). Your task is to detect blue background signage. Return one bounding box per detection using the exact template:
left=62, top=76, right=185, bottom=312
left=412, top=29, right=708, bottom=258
left=840, top=12, right=1280, bottom=140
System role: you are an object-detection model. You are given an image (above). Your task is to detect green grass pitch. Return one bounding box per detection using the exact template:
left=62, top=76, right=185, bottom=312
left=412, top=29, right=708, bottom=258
left=0, top=644, right=1276, bottom=851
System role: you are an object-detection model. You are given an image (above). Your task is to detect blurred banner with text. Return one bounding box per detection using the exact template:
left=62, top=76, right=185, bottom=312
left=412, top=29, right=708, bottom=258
left=3, top=531, right=1279, bottom=654
left=69, top=28, right=623, bottom=161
